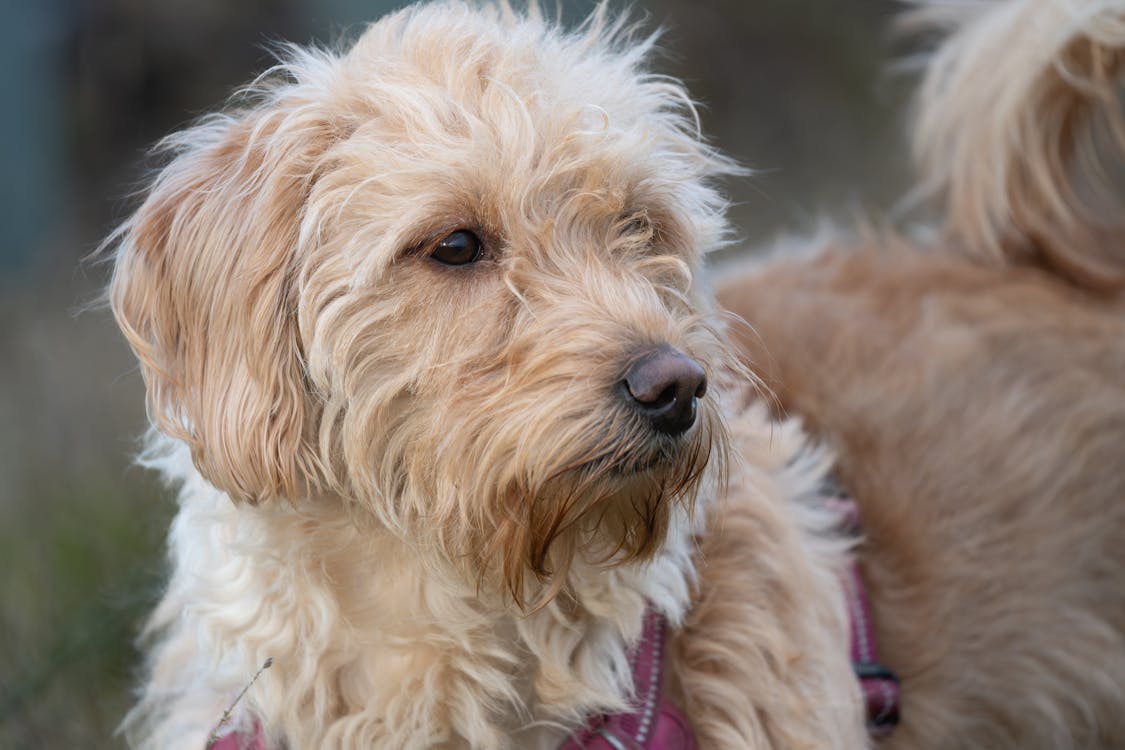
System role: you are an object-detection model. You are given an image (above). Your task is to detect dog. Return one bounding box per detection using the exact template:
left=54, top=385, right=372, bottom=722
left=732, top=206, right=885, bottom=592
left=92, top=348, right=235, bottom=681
left=105, top=1, right=1125, bottom=749
left=718, top=0, right=1125, bottom=748
left=108, top=3, right=864, bottom=748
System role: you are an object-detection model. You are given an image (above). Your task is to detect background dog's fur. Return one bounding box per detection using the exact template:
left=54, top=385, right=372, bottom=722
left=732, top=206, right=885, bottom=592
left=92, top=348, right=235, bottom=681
left=720, top=0, right=1125, bottom=747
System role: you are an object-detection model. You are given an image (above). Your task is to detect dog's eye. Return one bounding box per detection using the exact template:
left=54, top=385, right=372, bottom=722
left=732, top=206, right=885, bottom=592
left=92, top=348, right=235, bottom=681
left=430, top=230, right=483, bottom=266
left=624, top=215, right=653, bottom=239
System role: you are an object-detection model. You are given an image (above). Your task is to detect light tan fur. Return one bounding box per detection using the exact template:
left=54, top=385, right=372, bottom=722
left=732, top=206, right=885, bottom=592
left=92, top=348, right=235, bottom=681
left=108, top=3, right=866, bottom=749
left=907, top=0, right=1125, bottom=290
left=720, top=0, right=1125, bottom=748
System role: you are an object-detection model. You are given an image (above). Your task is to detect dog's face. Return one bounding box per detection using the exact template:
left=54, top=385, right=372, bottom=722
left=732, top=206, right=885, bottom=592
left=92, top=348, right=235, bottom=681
left=110, top=2, right=736, bottom=603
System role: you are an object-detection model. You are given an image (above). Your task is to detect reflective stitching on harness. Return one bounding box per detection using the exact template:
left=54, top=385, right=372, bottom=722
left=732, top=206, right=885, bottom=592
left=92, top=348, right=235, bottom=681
left=846, top=567, right=874, bottom=663
left=597, top=728, right=630, bottom=750
left=634, top=612, right=663, bottom=743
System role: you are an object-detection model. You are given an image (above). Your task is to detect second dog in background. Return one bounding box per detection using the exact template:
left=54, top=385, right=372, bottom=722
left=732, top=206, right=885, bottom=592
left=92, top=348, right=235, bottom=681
left=720, top=0, right=1125, bottom=747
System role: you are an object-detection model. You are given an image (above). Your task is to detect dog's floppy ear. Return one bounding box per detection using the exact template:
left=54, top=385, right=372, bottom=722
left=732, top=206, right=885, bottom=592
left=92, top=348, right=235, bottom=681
left=109, top=85, right=334, bottom=504
left=910, top=0, right=1125, bottom=292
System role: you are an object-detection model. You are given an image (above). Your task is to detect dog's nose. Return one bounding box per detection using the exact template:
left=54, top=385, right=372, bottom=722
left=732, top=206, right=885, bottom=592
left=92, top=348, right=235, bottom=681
left=621, top=346, right=707, bottom=436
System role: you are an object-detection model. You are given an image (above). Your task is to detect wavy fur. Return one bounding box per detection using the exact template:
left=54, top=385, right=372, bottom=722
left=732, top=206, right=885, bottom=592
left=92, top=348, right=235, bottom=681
left=109, top=3, right=865, bottom=749
left=719, top=0, right=1125, bottom=748
left=908, top=0, right=1125, bottom=290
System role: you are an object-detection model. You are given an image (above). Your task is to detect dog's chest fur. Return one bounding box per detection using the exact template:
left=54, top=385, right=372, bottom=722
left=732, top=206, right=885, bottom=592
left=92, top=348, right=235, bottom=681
left=137, top=440, right=702, bottom=750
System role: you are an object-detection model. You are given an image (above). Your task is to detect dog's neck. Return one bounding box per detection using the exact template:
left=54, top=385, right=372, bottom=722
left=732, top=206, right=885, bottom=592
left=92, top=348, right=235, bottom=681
left=134, top=436, right=702, bottom=750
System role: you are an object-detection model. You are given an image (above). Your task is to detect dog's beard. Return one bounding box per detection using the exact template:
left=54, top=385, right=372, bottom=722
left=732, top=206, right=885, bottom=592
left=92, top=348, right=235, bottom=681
left=333, top=376, right=727, bottom=609
left=436, top=397, right=726, bottom=609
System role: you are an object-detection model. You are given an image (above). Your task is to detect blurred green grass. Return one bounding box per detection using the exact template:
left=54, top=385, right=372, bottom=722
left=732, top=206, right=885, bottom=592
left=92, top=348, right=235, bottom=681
left=0, top=268, right=169, bottom=747
left=0, top=0, right=908, bottom=746
left=1, top=482, right=167, bottom=746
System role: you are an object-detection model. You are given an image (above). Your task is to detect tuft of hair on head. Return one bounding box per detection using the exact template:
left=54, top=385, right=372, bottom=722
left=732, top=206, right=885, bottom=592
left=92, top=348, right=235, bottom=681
left=906, top=0, right=1125, bottom=292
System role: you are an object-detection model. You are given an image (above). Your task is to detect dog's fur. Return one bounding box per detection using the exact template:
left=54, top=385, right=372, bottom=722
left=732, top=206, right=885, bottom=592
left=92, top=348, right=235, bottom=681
left=109, top=4, right=862, bottom=748
left=719, top=1, right=1125, bottom=748
left=106, top=0, right=1125, bottom=748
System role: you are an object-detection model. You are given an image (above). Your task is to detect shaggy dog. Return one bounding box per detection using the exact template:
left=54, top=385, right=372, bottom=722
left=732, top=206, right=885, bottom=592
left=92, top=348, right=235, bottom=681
left=106, top=1, right=1125, bottom=749
left=109, top=4, right=862, bottom=748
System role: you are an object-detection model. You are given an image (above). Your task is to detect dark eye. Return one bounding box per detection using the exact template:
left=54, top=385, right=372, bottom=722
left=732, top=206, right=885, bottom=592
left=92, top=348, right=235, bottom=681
left=430, top=230, right=483, bottom=266
left=625, top=215, right=652, bottom=239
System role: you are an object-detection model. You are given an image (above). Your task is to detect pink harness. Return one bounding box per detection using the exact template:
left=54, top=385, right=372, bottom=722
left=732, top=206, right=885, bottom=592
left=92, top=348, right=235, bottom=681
left=558, top=607, right=696, bottom=750
left=832, top=493, right=901, bottom=735
left=210, top=496, right=898, bottom=749
left=847, top=558, right=902, bottom=734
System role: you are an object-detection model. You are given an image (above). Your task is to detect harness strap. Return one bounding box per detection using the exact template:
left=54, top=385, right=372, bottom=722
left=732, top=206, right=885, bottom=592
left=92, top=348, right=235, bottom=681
left=559, top=608, right=696, bottom=750
left=830, top=493, right=901, bottom=735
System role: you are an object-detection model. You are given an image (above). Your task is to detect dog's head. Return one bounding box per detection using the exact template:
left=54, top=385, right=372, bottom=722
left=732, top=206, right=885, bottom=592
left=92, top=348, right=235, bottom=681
left=109, top=1, right=739, bottom=605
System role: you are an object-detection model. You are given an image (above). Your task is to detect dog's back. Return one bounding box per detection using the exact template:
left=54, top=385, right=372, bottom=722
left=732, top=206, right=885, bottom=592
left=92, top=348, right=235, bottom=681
left=719, top=0, right=1125, bottom=747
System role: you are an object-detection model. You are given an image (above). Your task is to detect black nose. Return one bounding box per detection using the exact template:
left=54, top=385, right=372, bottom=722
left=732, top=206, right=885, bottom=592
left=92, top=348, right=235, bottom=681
left=621, top=346, right=708, bottom=436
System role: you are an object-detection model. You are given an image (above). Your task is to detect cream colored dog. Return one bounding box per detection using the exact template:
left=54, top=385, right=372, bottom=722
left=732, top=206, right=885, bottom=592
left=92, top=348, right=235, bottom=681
left=107, top=1, right=1125, bottom=749
left=109, top=3, right=862, bottom=748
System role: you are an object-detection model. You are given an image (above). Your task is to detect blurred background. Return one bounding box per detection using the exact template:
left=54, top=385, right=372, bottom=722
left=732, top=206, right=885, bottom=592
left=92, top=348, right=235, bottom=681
left=0, top=0, right=911, bottom=745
